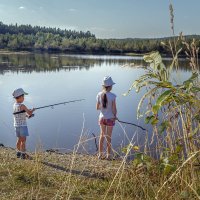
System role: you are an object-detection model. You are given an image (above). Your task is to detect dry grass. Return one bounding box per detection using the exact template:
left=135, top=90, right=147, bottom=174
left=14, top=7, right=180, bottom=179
left=0, top=143, right=200, bottom=200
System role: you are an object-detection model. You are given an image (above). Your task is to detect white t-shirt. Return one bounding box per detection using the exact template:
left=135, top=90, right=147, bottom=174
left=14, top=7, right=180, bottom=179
left=96, top=91, right=116, bottom=119
left=13, top=103, right=27, bottom=127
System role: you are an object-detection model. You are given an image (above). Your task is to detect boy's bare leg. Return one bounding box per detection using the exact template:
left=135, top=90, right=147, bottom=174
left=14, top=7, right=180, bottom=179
left=16, top=137, right=21, bottom=151
left=16, top=137, right=23, bottom=158
left=20, top=137, right=26, bottom=152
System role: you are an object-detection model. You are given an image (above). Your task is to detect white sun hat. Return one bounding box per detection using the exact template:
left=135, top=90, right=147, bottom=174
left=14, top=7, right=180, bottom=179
left=12, top=88, right=28, bottom=98
left=102, top=76, right=116, bottom=87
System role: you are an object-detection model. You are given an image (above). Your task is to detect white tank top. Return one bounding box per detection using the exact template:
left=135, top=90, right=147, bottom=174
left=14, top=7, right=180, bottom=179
left=13, top=103, right=27, bottom=127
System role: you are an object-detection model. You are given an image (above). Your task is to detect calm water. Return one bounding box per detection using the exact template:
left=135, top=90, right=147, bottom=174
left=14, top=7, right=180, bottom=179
left=0, top=53, right=191, bottom=153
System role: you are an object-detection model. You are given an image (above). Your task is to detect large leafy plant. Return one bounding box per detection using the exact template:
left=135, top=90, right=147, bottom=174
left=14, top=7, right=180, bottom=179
left=125, top=51, right=200, bottom=160
left=126, top=51, right=200, bottom=124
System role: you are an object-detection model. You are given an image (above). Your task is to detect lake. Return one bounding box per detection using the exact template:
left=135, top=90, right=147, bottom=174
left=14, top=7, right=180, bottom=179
left=0, top=53, right=192, bottom=154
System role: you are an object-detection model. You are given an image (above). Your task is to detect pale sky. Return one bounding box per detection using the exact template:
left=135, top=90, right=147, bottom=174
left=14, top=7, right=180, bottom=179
left=0, top=0, right=199, bottom=38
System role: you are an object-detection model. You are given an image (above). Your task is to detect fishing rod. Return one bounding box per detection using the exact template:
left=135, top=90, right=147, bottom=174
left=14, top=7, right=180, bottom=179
left=117, top=119, right=147, bottom=131
left=13, top=99, right=85, bottom=115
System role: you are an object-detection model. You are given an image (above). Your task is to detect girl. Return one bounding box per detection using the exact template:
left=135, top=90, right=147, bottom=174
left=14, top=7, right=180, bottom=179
left=96, top=76, right=117, bottom=160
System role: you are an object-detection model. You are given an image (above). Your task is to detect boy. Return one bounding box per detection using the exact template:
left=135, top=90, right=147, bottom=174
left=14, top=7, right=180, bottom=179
left=12, top=88, right=35, bottom=159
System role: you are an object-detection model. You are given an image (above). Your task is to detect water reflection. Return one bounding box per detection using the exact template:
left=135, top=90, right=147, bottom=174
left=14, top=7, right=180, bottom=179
left=0, top=53, right=139, bottom=74
left=0, top=53, right=193, bottom=74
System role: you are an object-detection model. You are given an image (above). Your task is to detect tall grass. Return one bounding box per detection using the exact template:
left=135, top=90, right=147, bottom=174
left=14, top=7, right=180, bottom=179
left=1, top=129, right=199, bottom=199
left=122, top=3, right=200, bottom=199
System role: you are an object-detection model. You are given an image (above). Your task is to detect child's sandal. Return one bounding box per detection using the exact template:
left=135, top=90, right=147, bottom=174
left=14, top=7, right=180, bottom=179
left=106, top=155, right=115, bottom=161
left=21, top=153, right=26, bottom=159
left=97, top=154, right=106, bottom=160
left=21, top=153, right=32, bottom=160
left=16, top=151, right=21, bottom=158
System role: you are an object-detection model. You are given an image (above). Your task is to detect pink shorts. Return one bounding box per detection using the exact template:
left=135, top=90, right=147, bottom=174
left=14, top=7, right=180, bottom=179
left=99, top=118, right=115, bottom=127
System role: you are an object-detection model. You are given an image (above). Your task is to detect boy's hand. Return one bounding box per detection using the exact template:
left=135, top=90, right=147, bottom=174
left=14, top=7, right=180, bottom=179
left=29, top=108, right=35, bottom=115
left=28, top=114, right=35, bottom=119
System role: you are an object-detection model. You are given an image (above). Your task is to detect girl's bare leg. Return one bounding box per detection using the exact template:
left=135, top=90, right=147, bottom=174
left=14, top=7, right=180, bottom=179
left=106, top=126, right=113, bottom=158
left=99, top=125, right=106, bottom=157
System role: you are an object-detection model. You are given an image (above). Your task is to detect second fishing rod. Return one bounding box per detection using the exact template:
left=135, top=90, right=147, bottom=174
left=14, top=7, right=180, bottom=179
left=13, top=99, right=85, bottom=115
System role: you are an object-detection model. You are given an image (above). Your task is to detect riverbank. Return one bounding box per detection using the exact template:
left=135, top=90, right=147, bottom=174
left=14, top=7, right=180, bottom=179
left=0, top=49, right=194, bottom=59
left=0, top=48, right=174, bottom=58
left=1, top=145, right=200, bottom=199
left=0, top=146, right=130, bottom=200
left=0, top=50, right=32, bottom=55
left=0, top=49, right=144, bottom=56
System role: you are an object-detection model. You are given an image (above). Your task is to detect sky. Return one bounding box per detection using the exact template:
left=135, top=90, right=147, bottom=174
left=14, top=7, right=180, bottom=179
left=0, top=0, right=199, bottom=39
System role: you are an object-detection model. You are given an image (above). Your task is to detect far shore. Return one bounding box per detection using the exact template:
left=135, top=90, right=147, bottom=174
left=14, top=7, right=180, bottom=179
left=0, top=48, right=176, bottom=58
left=0, top=50, right=31, bottom=55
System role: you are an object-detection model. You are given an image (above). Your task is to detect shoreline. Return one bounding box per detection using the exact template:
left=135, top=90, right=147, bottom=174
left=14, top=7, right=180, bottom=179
left=0, top=50, right=31, bottom=55
left=0, top=144, right=124, bottom=178
left=1, top=144, right=199, bottom=199
left=0, top=49, right=178, bottom=58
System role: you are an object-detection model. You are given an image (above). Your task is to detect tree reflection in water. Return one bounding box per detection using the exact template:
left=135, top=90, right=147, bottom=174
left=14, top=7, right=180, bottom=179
left=0, top=53, right=193, bottom=74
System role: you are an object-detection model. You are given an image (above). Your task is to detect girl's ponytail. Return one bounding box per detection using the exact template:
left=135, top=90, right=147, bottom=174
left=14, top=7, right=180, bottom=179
left=102, top=93, right=107, bottom=108
left=101, top=86, right=111, bottom=108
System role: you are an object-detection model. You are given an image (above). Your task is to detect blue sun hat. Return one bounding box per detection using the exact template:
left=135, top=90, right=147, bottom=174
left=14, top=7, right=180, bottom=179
left=102, top=76, right=115, bottom=87
left=12, top=88, right=28, bottom=98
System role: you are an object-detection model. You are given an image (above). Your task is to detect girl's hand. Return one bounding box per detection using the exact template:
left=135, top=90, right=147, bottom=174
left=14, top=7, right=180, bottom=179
left=113, top=116, right=118, bottom=121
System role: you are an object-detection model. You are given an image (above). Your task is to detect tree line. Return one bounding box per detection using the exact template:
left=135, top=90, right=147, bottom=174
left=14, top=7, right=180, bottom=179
left=0, top=22, right=199, bottom=55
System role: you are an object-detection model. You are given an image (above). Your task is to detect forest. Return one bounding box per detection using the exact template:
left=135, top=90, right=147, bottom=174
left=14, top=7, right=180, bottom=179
left=0, top=21, right=199, bottom=55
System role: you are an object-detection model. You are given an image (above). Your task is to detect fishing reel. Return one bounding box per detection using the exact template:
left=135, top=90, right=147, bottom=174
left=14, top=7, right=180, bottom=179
left=28, top=114, right=35, bottom=119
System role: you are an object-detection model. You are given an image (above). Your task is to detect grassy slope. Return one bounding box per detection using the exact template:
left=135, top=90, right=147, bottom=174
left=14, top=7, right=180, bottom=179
left=0, top=147, right=133, bottom=200
left=0, top=147, right=200, bottom=200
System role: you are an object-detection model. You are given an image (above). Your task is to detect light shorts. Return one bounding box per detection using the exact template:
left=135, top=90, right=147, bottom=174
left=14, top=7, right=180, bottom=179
left=99, top=118, right=115, bottom=127
left=15, top=126, right=29, bottom=137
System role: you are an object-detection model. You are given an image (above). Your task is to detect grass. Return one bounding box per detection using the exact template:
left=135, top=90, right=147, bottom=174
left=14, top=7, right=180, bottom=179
left=0, top=145, right=200, bottom=200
